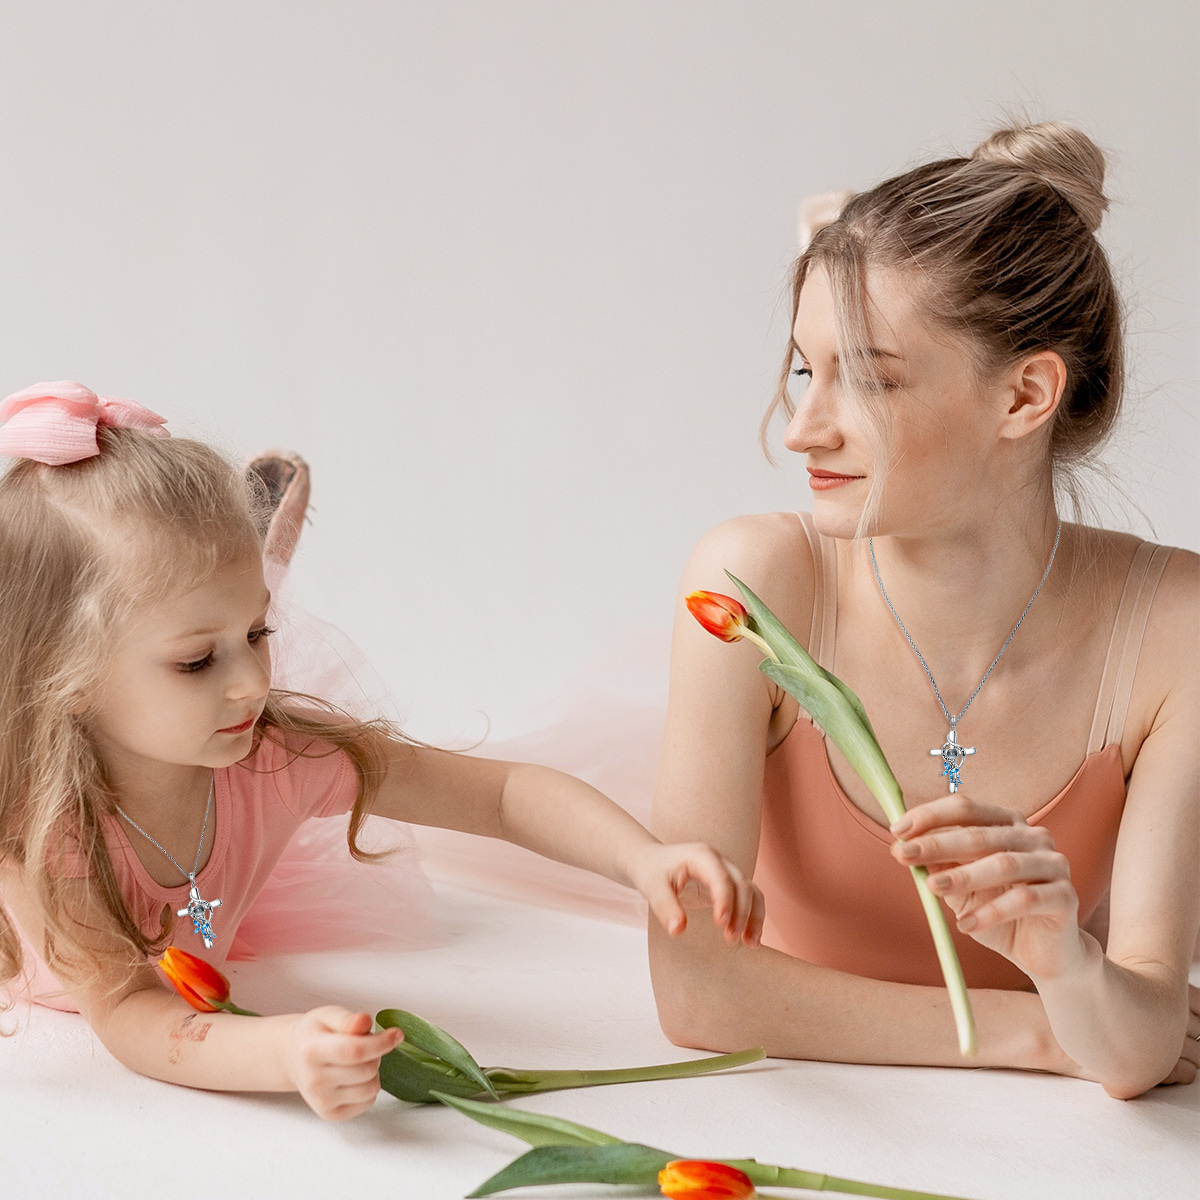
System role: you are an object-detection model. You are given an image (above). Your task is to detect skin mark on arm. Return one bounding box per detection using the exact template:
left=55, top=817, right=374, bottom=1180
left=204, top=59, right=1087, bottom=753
left=167, top=1011, right=214, bottom=1064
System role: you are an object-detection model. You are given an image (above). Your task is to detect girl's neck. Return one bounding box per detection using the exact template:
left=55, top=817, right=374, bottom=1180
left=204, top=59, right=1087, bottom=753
left=101, top=751, right=215, bottom=828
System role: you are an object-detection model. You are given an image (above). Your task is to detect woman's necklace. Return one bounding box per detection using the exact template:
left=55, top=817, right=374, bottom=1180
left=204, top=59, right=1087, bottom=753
left=868, top=520, right=1062, bottom=793
left=113, top=774, right=222, bottom=949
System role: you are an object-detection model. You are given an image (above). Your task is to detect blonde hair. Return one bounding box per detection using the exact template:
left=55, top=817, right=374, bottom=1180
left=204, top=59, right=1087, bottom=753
left=766, top=121, right=1123, bottom=531
left=0, top=427, right=394, bottom=1007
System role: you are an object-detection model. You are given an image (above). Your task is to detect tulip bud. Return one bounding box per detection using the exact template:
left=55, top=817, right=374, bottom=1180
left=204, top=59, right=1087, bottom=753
left=658, top=1160, right=755, bottom=1200
left=158, top=947, right=260, bottom=1016
left=686, top=591, right=749, bottom=642
left=158, top=946, right=231, bottom=1012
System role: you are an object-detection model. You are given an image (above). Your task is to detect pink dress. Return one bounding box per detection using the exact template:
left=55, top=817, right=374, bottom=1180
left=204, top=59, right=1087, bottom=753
left=14, top=727, right=436, bottom=1011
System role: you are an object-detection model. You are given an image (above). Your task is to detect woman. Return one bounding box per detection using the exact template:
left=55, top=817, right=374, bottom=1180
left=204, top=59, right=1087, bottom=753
left=649, top=122, right=1199, bottom=1099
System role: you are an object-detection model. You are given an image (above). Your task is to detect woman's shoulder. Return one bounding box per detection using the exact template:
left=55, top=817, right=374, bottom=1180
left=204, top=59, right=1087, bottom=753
left=686, top=511, right=816, bottom=584
left=683, top=512, right=820, bottom=633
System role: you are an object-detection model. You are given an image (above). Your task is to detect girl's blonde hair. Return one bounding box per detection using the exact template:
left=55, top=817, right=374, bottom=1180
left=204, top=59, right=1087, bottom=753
left=0, top=427, right=394, bottom=1006
left=766, top=121, right=1123, bottom=531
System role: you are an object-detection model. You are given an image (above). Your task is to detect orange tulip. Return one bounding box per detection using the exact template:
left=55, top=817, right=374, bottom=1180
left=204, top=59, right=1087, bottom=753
left=158, top=946, right=259, bottom=1016
left=658, top=1160, right=755, bottom=1200
left=686, top=591, right=750, bottom=642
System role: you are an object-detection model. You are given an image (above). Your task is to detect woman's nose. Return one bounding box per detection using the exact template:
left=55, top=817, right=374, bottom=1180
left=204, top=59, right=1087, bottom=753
left=782, top=379, right=842, bottom=455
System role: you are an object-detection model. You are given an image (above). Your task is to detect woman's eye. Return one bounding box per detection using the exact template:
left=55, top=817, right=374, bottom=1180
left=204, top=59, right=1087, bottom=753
left=248, top=625, right=276, bottom=644
left=177, top=653, right=213, bottom=674
left=788, top=366, right=812, bottom=398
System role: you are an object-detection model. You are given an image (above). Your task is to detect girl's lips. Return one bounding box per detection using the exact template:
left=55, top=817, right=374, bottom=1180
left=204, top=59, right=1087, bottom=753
left=807, top=468, right=865, bottom=491
left=217, top=716, right=256, bottom=735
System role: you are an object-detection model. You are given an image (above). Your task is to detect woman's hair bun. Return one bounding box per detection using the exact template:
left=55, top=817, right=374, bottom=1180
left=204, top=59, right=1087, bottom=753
left=971, top=121, right=1108, bottom=234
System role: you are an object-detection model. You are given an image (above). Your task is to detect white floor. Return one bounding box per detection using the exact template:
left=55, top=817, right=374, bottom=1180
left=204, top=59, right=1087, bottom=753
left=1, top=883, right=1195, bottom=1200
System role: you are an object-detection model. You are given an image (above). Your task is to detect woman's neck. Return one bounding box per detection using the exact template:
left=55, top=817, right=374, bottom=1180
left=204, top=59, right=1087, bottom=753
left=851, top=506, right=1065, bottom=698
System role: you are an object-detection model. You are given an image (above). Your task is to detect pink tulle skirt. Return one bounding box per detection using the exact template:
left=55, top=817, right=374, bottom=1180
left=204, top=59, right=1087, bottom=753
left=254, top=572, right=665, bottom=955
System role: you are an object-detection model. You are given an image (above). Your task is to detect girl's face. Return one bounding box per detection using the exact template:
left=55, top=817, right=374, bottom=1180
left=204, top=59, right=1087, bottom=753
left=784, top=265, right=1003, bottom=539
left=87, top=548, right=273, bottom=777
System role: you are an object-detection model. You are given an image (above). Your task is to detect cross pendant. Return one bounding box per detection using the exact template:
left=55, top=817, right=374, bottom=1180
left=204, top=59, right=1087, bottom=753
left=178, top=879, right=222, bottom=950
left=929, top=724, right=976, bottom=793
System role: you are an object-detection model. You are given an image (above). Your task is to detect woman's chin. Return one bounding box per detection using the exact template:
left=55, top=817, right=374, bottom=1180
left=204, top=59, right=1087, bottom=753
left=809, top=494, right=866, bottom=539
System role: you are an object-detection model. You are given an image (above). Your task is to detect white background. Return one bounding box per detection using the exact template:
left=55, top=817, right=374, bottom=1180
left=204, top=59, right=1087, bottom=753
left=1, top=2, right=1196, bottom=740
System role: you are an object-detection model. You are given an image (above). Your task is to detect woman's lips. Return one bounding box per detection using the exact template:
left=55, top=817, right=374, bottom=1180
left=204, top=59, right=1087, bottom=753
left=807, top=468, right=865, bottom=491
left=217, top=716, right=256, bottom=735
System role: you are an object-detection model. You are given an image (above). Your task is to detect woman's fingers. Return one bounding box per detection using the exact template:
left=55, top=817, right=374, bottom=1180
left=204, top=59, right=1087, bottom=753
left=891, top=793, right=1020, bottom=838
left=928, top=849, right=1070, bottom=900
left=894, top=820, right=1053, bottom=868
left=950, top=879, right=1078, bottom=933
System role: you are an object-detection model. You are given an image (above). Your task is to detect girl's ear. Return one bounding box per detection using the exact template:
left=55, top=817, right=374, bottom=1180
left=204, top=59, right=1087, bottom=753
left=998, top=350, right=1067, bottom=441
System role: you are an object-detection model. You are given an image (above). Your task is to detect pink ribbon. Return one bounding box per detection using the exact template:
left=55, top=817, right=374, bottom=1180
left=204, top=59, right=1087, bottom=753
left=0, top=381, right=169, bottom=465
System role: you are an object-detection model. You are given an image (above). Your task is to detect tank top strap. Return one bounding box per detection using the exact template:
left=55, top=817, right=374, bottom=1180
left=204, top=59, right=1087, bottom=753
left=796, top=511, right=839, bottom=670
left=1086, top=541, right=1173, bottom=756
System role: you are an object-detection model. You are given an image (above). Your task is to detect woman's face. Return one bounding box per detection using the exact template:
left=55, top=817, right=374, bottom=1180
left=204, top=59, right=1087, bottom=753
left=784, top=264, right=1005, bottom=539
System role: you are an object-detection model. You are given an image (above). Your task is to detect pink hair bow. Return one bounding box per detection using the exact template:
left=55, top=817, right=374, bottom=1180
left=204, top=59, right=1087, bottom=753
left=0, top=380, right=169, bottom=466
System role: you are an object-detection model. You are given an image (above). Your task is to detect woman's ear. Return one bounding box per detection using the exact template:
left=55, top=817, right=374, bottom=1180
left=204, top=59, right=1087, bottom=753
left=998, top=350, right=1067, bottom=440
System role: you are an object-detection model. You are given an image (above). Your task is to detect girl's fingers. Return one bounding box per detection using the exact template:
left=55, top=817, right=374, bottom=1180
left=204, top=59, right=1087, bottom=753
left=742, top=882, right=765, bottom=944
left=952, top=879, right=1078, bottom=932
left=894, top=821, right=1053, bottom=867
left=927, top=849, right=1070, bottom=899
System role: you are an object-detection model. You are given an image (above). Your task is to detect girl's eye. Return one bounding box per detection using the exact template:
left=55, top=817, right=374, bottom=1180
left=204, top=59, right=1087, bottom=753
left=177, top=653, right=213, bottom=674
left=248, top=625, right=276, bottom=644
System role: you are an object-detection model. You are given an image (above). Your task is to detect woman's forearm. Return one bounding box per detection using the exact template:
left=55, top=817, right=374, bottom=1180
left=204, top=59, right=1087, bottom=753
left=1031, top=931, right=1186, bottom=1098
left=648, top=921, right=1077, bottom=1075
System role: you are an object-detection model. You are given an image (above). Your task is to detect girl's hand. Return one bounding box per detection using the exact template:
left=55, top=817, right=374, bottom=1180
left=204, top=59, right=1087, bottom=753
left=627, top=841, right=764, bottom=945
left=280, top=1006, right=403, bottom=1121
left=891, top=794, right=1083, bottom=981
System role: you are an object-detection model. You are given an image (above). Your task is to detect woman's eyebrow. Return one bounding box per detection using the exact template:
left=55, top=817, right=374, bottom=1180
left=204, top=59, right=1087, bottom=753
left=792, top=340, right=903, bottom=362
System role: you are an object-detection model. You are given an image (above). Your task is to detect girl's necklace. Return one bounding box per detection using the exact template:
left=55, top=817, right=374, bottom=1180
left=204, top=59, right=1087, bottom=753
left=113, top=774, right=222, bottom=949
left=868, top=520, right=1062, bottom=793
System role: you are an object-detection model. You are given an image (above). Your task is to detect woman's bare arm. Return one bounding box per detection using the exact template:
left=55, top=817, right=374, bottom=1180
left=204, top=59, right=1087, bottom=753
left=648, top=515, right=1078, bottom=1075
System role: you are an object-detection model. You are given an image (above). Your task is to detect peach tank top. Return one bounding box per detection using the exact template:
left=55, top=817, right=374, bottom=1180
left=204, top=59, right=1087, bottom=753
left=756, top=515, right=1173, bottom=991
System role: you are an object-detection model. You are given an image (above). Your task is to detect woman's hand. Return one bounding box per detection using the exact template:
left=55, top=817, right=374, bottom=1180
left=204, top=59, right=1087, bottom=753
left=890, top=794, right=1084, bottom=982
left=627, top=841, right=764, bottom=946
left=279, top=1006, right=403, bottom=1121
left=1159, top=984, right=1200, bottom=1086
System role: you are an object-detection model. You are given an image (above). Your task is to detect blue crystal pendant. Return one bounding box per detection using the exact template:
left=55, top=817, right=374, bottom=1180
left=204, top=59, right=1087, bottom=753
left=929, top=722, right=976, bottom=794
left=178, top=879, right=222, bottom=949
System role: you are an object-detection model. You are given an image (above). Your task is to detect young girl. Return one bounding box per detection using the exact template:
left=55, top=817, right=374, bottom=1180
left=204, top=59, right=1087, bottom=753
left=0, top=380, right=762, bottom=1122
left=648, top=122, right=1199, bottom=1099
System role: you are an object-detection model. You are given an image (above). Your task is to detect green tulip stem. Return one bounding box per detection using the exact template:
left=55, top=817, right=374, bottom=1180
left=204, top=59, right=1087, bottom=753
left=737, top=627, right=781, bottom=662
left=211, top=999, right=262, bottom=1018
left=729, top=1160, right=974, bottom=1200
left=485, top=1047, right=765, bottom=1095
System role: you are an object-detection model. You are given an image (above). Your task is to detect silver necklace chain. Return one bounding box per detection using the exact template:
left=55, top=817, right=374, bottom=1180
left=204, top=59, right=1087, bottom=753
left=868, top=519, right=1062, bottom=791
left=114, top=774, right=222, bottom=948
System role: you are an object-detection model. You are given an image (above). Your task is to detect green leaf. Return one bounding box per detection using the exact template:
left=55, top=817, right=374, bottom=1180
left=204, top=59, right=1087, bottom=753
left=430, top=1091, right=622, bottom=1148
left=378, top=1047, right=482, bottom=1104
left=466, top=1144, right=676, bottom=1197
left=759, top=660, right=904, bottom=824
left=376, top=1009, right=497, bottom=1099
